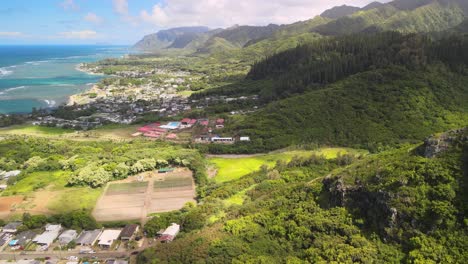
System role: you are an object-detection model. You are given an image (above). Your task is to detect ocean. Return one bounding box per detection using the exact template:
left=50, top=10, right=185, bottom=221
left=0, top=45, right=129, bottom=114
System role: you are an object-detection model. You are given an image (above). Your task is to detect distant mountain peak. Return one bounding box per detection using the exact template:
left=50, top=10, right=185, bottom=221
left=320, top=4, right=361, bottom=19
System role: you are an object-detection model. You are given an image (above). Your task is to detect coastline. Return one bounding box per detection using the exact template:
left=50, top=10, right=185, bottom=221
left=68, top=63, right=104, bottom=106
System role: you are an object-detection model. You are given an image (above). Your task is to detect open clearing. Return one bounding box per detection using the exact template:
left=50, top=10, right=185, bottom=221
left=210, top=147, right=368, bottom=183
left=0, top=196, right=24, bottom=217
left=93, top=168, right=195, bottom=222
left=0, top=124, right=140, bottom=141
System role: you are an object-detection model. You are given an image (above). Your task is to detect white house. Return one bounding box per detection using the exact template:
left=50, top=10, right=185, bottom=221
left=160, top=223, right=180, bottom=243
left=97, top=230, right=122, bottom=248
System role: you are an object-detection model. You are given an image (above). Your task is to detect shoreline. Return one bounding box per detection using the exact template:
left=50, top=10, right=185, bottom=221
left=68, top=63, right=105, bottom=106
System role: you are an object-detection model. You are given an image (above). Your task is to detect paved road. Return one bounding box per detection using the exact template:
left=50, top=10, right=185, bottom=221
left=0, top=250, right=133, bottom=261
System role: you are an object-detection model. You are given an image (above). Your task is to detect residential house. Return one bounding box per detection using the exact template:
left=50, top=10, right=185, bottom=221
left=33, top=224, right=62, bottom=247
left=3, top=222, right=22, bottom=233
left=120, top=224, right=139, bottom=241
left=76, top=229, right=102, bottom=246
left=160, top=223, right=180, bottom=243
left=59, top=230, right=78, bottom=245
left=97, top=229, right=122, bottom=249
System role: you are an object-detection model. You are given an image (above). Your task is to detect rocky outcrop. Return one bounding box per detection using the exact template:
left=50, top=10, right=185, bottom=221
left=424, top=128, right=467, bottom=158
left=322, top=176, right=397, bottom=235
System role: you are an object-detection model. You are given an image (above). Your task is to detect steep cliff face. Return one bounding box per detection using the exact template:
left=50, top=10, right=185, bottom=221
left=424, top=128, right=467, bottom=158
left=322, top=128, right=467, bottom=240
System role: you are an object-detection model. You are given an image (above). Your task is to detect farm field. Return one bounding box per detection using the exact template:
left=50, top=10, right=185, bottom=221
left=209, top=147, right=368, bottom=183
left=93, top=168, right=195, bottom=222
left=0, top=170, right=103, bottom=218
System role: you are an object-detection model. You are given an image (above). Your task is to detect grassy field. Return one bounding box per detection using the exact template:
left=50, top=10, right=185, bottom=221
left=210, top=148, right=368, bottom=183
left=0, top=124, right=140, bottom=141
left=0, top=170, right=103, bottom=215
left=46, top=187, right=102, bottom=213
left=2, top=171, right=70, bottom=196
left=0, top=125, right=73, bottom=137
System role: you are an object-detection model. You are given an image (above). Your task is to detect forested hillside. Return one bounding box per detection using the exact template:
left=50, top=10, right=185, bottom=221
left=314, top=0, right=467, bottom=35
left=138, top=130, right=468, bottom=263
left=218, top=65, right=468, bottom=153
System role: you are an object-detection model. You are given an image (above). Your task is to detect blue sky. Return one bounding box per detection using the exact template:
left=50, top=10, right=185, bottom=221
left=0, top=0, right=389, bottom=45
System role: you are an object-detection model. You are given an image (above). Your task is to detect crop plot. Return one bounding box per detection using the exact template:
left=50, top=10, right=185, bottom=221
left=93, top=168, right=195, bottom=222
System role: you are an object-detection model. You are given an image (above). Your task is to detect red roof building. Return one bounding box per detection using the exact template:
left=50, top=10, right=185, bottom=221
left=166, top=133, right=178, bottom=139
left=189, top=119, right=197, bottom=125
left=216, top=119, right=225, bottom=125
left=181, top=118, right=191, bottom=125
left=200, top=120, right=209, bottom=126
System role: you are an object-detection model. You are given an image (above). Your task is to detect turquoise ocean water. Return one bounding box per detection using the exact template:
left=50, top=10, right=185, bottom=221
left=0, top=45, right=128, bottom=114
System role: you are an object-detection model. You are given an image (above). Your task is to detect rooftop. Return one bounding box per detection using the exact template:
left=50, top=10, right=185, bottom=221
left=98, top=229, right=122, bottom=246
left=76, top=229, right=102, bottom=245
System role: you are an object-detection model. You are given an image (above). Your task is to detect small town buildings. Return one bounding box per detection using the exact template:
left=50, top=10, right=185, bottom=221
left=160, top=223, right=180, bottom=243
left=120, top=224, right=139, bottom=241
left=0, top=185, right=7, bottom=190
left=76, top=229, right=102, bottom=246
left=240, top=136, right=251, bottom=142
left=10, top=230, right=36, bottom=247
left=215, top=119, right=225, bottom=129
left=3, top=222, right=22, bottom=233
left=59, top=230, right=78, bottom=245
left=33, top=224, right=62, bottom=247
left=165, top=133, right=178, bottom=140
left=0, top=232, right=13, bottom=246
left=211, top=137, right=234, bottom=143
left=97, top=229, right=122, bottom=248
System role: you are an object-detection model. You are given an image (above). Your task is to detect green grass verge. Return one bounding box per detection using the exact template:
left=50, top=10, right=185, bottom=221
left=210, top=148, right=367, bottom=183
left=0, top=125, right=73, bottom=136
left=2, top=171, right=70, bottom=196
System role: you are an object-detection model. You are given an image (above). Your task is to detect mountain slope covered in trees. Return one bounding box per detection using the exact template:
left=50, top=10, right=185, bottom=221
left=138, top=130, right=468, bottom=263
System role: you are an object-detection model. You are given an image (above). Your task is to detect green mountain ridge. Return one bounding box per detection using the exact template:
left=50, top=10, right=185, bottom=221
left=138, top=130, right=468, bottom=263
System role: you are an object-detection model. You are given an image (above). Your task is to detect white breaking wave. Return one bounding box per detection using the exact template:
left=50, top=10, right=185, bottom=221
left=55, top=84, right=74, bottom=87
left=0, top=67, right=13, bottom=77
left=43, top=99, right=56, bottom=107
left=4, top=86, right=26, bottom=92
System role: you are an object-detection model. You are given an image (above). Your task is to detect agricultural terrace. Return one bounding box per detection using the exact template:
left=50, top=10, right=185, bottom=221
left=93, top=169, right=195, bottom=223
left=209, top=148, right=368, bottom=183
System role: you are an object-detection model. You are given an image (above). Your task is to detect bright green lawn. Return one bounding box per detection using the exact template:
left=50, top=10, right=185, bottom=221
left=210, top=148, right=367, bottom=183
left=0, top=125, right=72, bottom=136
left=2, top=171, right=70, bottom=196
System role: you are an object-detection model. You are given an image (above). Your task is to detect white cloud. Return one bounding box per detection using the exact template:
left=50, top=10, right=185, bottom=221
left=0, top=32, right=24, bottom=37
left=113, top=0, right=129, bottom=15
left=113, top=0, right=139, bottom=26
left=60, top=0, right=79, bottom=11
left=84, top=12, right=103, bottom=24
left=139, top=0, right=392, bottom=28
left=57, top=30, right=99, bottom=39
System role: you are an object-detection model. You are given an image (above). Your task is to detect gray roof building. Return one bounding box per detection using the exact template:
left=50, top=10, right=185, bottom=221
left=58, top=229, right=78, bottom=245
left=76, top=229, right=102, bottom=246
left=2, top=222, right=22, bottom=233
left=16, top=230, right=36, bottom=246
